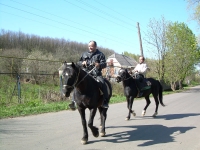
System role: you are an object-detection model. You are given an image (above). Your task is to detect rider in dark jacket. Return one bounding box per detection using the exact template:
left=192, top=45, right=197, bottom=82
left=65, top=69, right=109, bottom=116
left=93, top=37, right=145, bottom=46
left=68, top=40, right=109, bottom=109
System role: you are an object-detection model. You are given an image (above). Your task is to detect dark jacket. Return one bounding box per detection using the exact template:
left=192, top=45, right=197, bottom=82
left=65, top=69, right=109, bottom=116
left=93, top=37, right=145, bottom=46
left=77, top=49, right=107, bottom=76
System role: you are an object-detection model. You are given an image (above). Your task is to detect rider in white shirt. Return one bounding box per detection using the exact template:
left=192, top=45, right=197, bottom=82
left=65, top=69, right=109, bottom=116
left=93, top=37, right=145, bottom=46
left=133, top=56, right=148, bottom=78
left=132, top=56, right=148, bottom=97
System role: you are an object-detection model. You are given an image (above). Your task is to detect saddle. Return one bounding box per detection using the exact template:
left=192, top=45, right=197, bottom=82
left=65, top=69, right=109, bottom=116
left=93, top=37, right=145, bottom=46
left=139, top=78, right=151, bottom=91
left=135, top=78, right=151, bottom=98
left=140, top=78, right=151, bottom=91
left=133, top=74, right=151, bottom=92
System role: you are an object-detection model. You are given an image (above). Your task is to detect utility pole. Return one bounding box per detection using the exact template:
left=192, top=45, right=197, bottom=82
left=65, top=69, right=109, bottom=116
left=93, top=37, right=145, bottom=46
left=137, top=22, right=144, bottom=57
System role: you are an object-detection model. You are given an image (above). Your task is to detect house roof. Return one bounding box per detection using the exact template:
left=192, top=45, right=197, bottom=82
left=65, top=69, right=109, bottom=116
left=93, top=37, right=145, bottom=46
left=108, top=53, right=138, bottom=67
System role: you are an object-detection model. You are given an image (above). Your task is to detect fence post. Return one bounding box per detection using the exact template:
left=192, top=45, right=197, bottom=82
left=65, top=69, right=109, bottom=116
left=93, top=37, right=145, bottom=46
left=17, top=74, right=21, bottom=103
left=60, top=75, right=63, bottom=96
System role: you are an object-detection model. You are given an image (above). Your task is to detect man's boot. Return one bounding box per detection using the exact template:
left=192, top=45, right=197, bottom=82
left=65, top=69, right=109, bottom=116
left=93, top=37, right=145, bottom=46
left=138, top=91, right=143, bottom=97
left=136, top=79, right=143, bottom=97
left=68, top=101, right=76, bottom=111
left=102, top=99, right=109, bottom=108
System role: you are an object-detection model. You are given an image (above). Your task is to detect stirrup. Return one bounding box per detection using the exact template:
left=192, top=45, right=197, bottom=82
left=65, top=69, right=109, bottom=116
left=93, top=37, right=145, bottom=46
left=137, top=91, right=143, bottom=98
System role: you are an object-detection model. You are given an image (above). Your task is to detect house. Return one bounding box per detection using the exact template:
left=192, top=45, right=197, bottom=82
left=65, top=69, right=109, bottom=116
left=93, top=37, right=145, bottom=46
left=102, top=53, right=138, bottom=79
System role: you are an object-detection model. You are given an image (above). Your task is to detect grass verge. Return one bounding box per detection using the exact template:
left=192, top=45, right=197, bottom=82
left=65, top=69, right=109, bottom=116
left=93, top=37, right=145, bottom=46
left=0, top=88, right=188, bottom=119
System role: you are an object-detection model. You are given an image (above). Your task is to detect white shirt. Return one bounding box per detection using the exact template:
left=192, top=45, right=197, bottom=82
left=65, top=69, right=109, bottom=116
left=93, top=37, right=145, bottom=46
left=133, top=63, right=148, bottom=77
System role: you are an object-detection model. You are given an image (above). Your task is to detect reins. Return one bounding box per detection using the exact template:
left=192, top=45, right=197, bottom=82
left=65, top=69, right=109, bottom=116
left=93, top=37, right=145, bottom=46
left=121, top=71, right=133, bottom=81
left=123, top=75, right=132, bottom=81
left=75, top=66, right=96, bottom=87
left=63, top=64, right=96, bottom=89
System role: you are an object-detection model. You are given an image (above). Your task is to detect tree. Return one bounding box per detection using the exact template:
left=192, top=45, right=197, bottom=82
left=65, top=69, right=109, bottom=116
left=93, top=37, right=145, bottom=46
left=144, top=16, right=169, bottom=82
left=21, top=50, right=59, bottom=84
left=165, top=22, right=199, bottom=90
left=187, top=0, right=200, bottom=26
left=0, top=49, right=27, bottom=76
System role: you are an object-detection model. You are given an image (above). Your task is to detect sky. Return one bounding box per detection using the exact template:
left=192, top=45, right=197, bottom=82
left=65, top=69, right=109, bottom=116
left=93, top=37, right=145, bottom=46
left=0, top=0, right=199, bottom=58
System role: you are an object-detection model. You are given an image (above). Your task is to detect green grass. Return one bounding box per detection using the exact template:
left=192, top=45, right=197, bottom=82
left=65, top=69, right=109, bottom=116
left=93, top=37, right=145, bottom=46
left=0, top=100, right=70, bottom=119
left=0, top=89, right=189, bottom=119
left=0, top=90, right=187, bottom=119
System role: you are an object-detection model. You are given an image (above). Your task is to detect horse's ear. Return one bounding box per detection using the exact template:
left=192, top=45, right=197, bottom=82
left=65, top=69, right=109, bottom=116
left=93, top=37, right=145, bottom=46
left=72, top=62, right=76, bottom=68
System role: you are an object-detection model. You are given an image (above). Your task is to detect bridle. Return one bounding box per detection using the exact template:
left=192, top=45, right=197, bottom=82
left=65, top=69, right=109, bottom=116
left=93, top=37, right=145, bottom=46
left=63, top=64, right=96, bottom=89
left=118, top=69, right=132, bottom=81
left=63, top=67, right=80, bottom=89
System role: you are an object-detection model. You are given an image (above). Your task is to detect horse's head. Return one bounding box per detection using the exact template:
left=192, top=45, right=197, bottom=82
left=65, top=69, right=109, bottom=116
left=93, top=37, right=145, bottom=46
left=62, top=62, right=80, bottom=97
left=116, top=68, right=129, bottom=82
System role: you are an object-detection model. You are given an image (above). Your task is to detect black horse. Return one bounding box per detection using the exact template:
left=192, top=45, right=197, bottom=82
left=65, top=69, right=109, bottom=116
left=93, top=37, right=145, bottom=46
left=61, top=62, right=112, bottom=144
left=116, top=68, right=165, bottom=120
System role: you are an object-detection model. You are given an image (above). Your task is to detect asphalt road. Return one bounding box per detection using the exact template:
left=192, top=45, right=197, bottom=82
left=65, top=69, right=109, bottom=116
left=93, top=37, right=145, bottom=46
left=1, top=86, right=200, bottom=150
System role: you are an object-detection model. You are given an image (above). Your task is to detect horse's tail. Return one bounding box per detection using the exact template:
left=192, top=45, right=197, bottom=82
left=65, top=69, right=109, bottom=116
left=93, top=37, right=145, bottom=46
left=158, top=81, right=165, bottom=107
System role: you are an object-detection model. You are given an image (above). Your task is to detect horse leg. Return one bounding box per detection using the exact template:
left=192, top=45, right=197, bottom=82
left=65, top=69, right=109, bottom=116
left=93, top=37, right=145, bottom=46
left=98, top=107, right=103, bottom=129
left=99, top=108, right=108, bottom=137
left=98, top=107, right=105, bottom=128
left=77, top=107, right=88, bottom=145
left=88, top=108, right=99, bottom=138
left=142, top=96, right=151, bottom=116
left=152, top=95, right=159, bottom=117
left=125, top=96, right=135, bottom=120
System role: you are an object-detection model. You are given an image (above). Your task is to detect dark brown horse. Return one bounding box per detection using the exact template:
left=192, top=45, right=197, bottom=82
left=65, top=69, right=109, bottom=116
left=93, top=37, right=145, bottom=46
left=116, top=68, right=165, bottom=120
left=61, top=62, right=112, bottom=144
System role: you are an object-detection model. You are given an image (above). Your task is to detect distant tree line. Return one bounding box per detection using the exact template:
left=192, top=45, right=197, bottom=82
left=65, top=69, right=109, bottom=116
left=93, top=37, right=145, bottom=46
left=0, top=29, right=114, bottom=84
left=0, top=29, right=114, bottom=61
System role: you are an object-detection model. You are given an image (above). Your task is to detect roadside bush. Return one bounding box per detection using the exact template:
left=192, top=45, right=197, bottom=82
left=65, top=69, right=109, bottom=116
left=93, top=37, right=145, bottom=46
left=111, top=82, right=124, bottom=97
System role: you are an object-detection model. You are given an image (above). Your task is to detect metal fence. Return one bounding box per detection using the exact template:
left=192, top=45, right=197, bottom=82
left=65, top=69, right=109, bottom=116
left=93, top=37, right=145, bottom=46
left=0, top=55, right=68, bottom=104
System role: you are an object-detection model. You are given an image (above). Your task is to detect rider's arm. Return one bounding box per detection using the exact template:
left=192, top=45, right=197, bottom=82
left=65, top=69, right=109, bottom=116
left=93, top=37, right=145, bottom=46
left=98, top=53, right=107, bottom=69
left=139, top=63, right=148, bottom=74
left=132, top=63, right=147, bottom=74
left=77, top=52, right=89, bottom=67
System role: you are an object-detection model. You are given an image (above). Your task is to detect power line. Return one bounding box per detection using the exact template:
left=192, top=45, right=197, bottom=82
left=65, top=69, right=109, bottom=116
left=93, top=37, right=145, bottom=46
left=63, top=0, right=134, bottom=31
left=0, top=4, right=134, bottom=48
left=0, top=11, right=93, bottom=39
left=0, top=55, right=62, bottom=62
left=9, top=0, right=130, bottom=41
left=0, top=3, right=136, bottom=48
left=1, top=10, right=135, bottom=50
left=74, top=0, right=137, bottom=28
left=0, top=3, right=97, bottom=35
left=93, top=0, right=138, bottom=24
left=93, top=0, right=146, bottom=29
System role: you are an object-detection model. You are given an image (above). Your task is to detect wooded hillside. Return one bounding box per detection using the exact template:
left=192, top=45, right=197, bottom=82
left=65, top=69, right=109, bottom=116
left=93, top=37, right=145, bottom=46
left=0, top=29, right=114, bottom=62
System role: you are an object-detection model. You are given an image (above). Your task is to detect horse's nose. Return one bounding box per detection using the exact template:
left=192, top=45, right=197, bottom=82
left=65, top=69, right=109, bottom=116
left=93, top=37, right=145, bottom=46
left=115, top=76, right=121, bottom=82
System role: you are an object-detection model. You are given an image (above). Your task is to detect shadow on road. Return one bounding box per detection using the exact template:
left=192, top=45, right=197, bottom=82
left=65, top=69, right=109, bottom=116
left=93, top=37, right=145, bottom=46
left=145, top=113, right=200, bottom=120
left=89, top=124, right=195, bottom=146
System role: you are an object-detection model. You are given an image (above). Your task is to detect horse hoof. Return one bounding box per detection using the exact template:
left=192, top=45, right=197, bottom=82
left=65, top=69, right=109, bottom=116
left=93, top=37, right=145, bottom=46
left=141, top=110, right=146, bottom=116
left=94, top=132, right=99, bottom=138
left=100, top=132, right=106, bottom=137
left=152, top=112, right=158, bottom=117
left=125, top=117, right=130, bottom=121
left=81, top=139, right=88, bottom=145
left=132, top=112, right=136, bottom=116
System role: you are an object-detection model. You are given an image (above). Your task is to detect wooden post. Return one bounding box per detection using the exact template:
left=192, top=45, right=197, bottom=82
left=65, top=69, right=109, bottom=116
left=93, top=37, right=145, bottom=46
left=137, top=22, right=144, bottom=57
